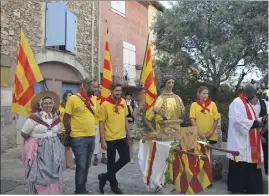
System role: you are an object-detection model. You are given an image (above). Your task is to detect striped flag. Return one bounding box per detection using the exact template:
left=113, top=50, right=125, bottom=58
left=140, top=35, right=157, bottom=111
left=101, top=31, right=113, bottom=100
left=11, top=31, right=43, bottom=116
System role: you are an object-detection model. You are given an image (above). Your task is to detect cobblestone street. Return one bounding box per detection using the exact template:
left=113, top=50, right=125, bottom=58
left=1, top=142, right=266, bottom=195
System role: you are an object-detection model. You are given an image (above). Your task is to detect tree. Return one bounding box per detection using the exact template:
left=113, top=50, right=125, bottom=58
left=152, top=1, right=268, bottom=90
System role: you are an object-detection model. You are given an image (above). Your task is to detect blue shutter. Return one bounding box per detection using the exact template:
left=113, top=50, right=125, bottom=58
left=45, top=2, right=66, bottom=46
left=34, top=81, right=45, bottom=94
left=66, top=9, right=77, bottom=53
left=61, top=83, right=79, bottom=98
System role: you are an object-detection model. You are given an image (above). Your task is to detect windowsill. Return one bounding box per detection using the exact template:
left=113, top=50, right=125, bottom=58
left=45, top=47, right=76, bottom=56
left=110, top=8, right=126, bottom=18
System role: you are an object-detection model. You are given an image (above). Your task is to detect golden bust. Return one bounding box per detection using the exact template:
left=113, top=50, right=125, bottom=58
left=145, top=75, right=185, bottom=140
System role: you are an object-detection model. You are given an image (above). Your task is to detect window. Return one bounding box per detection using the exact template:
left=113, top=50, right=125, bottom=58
left=61, top=82, right=80, bottom=99
left=34, top=80, right=46, bottom=94
left=111, top=1, right=125, bottom=16
left=1, top=66, right=10, bottom=86
left=45, top=2, right=77, bottom=53
left=123, top=42, right=136, bottom=86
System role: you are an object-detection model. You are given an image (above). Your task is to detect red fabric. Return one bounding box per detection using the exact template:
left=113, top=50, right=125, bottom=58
left=196, top=98, right=212, bottom=113
left=106, top=95, right=124, bottom=114
left=239, top=94, right=261, bottom=167
left=95, top=93, right=105, bottom=104
left=146, top=141, right=157, bottom=185
left=79, top=89, right=94, bottom=106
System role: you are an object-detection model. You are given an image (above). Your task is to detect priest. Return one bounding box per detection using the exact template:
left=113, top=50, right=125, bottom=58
left=227, top=84, right=267, bottom=194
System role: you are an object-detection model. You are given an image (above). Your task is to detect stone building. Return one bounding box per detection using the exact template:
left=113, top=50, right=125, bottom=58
left=0, top=1, right=99, bottom=150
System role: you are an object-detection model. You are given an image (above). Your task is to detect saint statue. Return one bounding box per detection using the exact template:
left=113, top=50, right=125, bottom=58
left=147, top=75, right=185, bottom=133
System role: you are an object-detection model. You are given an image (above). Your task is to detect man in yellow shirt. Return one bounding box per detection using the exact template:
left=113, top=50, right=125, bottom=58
left=98, top=83, right=130, bottom=194
left=63, top=77, right=98, bottom=194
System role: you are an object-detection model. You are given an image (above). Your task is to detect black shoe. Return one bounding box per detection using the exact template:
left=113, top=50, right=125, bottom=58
left=83, top=190, right=91, bottom=194
left=111, top=186, right=123, bottom=194
left=98, top=173, right=107, bottom=194
left=208, top=184, right=213, bottom=188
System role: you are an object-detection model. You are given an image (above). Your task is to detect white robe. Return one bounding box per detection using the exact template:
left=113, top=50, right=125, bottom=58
left=227, top=97, right=263, bottom=163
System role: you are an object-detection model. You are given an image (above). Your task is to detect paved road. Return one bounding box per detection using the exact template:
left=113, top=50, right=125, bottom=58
left=0, top=142, right=245, bottom=195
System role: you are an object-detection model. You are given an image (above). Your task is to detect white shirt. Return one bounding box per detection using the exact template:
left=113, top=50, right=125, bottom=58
left=126, top=99, right=138, bottom=108
left=251, top=99, right=268, bottom=117
left=21, top=118, right=61, bottom=138
left=227, top=97, right=263, bottom=163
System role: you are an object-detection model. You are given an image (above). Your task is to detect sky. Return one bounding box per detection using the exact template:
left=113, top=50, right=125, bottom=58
left=159, top=1, right=175, bottom=9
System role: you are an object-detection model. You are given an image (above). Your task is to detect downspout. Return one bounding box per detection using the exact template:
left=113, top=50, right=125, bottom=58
left=91, top=1, right=95, bottom=78
left=97, top=1, right=101, bottom=84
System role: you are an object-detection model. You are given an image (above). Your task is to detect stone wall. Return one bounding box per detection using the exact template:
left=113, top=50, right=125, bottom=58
left=0, top=0, right=99, bottom=150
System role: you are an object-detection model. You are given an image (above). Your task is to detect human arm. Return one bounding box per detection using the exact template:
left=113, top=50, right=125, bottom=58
left=21, top=118, right=35, bottom=140
left=206, top=103, right=220, bottom=138
left=229, top=99, right=263, bottom=135
left=99, top=121, right=107, bottom=150
left=189, top=103, right=205, bottom=139
left=99, top=103, right=108, bottom=150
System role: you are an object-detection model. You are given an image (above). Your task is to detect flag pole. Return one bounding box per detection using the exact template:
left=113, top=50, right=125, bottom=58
left=139, top=33, right=150, bottom=86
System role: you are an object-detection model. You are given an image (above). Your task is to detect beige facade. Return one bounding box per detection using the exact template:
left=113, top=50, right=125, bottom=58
left=0, top=1, right=99, bottom=150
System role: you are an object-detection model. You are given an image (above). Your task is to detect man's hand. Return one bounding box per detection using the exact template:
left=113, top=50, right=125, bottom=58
left=101, top=140, right=107, bottom=150
left=205, top=130, right=214, bottom=139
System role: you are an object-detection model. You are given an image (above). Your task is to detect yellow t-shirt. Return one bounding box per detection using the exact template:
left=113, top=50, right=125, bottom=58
left=189, top=101, right=220, bottom=141
left=99, top=99, right=129, bottom=141
left=65, top=94, right=96, bottom=138
left=59, top=105, right=65, bottom=133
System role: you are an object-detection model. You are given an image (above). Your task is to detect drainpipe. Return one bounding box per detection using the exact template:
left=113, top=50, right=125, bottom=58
left=97, top=1, right=101, bottom=84
left=91, top=1, right=95, bottom=78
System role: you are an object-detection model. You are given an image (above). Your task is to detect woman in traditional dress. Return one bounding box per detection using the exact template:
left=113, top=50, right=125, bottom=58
left=58, top=90, right=75, bottom=169
left=21, top=91, right=64, bottom=194
left=189, top=86, right=220, bottom=144
left=133, top=86, right=156, bottom=140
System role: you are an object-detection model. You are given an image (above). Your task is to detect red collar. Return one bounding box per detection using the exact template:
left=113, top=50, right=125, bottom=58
left=196, top=98, right=211, bottom=113
left=79, top=89, right=94, bottom=106
left=106, top=95, right=124, bottom=114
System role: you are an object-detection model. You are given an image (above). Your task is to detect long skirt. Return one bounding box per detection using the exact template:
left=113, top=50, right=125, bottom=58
left=22, top=136, right=65, bottom=194
left=227, top=159, right=263, bottom=194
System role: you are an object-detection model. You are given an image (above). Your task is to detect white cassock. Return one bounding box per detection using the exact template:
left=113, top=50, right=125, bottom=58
left=227, top=97, right=263, bottom=163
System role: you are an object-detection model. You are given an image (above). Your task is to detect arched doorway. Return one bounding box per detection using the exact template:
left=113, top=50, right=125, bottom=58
left=34, top=61, right=83, bottom=99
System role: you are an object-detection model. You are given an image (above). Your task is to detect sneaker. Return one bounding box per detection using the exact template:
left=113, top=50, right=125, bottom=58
left=93, top=158, right=98, bottom=166
left=130, top=159, right=134, bottom=164
left=101, top=157, right=107, bottom=164
left=111, top=186, right=123, bottom=194
left=98, top=173, right=107, bottom=194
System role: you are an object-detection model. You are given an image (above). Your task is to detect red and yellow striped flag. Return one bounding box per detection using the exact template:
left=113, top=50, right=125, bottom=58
left=101, top=31, right=113, bottom=100
left=11, top=31, right=43, bottom=116
left=140, top=35, right=157, bottom=111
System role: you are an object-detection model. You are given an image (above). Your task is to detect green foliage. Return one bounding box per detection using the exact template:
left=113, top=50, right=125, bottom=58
left=152, top=1, right=268, bottom=88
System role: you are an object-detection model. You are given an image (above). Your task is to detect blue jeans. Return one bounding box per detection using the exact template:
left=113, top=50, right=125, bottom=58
left=71, top=136, right=95, bottom=193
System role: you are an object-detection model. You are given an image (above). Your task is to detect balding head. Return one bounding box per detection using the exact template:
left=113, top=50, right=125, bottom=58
left=243, top=83, right=256, bottom=100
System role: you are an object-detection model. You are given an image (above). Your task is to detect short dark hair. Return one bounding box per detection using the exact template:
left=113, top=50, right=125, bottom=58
left=110, top=83, right=122, bottom=91
left=126, top=92, right=132, bottom=96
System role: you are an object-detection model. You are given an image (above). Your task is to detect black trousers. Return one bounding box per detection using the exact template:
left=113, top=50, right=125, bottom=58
left=262, top=143, right=268, bottom=175
left=227, top=159, right=263, bottom=194
left=104, top=138, right=130, bottom=186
